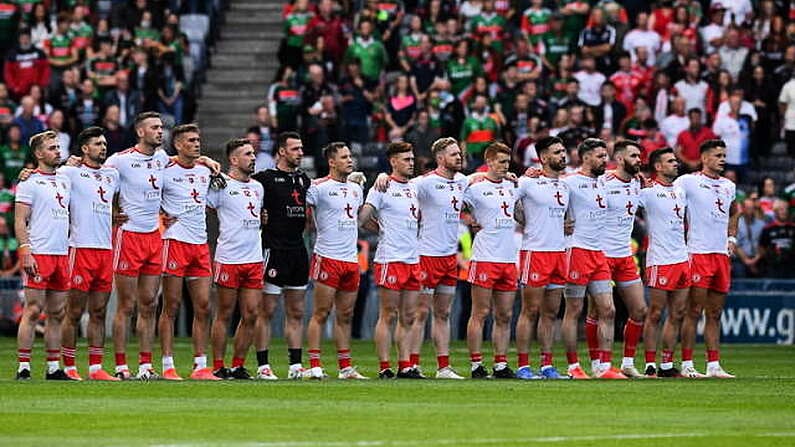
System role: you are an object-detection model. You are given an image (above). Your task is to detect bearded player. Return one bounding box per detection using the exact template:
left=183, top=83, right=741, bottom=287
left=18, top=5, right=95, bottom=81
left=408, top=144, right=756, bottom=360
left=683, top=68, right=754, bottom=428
left=675, top=139, right=739, bottom=378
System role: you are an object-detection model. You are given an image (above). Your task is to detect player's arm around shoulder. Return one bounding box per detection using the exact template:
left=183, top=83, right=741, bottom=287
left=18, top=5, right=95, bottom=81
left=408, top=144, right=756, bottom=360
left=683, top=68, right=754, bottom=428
left=359, top=184, right=380, bottom=233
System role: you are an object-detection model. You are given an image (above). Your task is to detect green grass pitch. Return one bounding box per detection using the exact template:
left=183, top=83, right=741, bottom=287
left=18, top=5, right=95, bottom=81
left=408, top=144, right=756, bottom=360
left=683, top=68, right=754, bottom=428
left=0, top=338, right=793, bottom=447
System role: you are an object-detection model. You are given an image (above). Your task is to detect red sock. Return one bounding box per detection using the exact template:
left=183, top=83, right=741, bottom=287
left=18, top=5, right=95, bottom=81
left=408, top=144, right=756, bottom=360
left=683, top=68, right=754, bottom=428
left=379, top=360, right=391, bottom=371
left=540, top=352, right=553, bottom=367
left=707, top=349, right=720, bottom=362
left=138, top=351, right=152, bottom=365
left=517, top=352, right=530, bottom=368
left=232, top=357, right=245, bottom=368
left=115, top=352, right=127, bottom=367
left=18, top=348, right=31, bottom=363
left=585, top=317, right=599, bottom=360
left=337, top=349, right=351, bottom=369
left=398, top=360, right=411, bottom=371
left=437, top=355, right=450, bottom=369
left=309, top=349, right=321, bottom=368
left=213, top=359, right=224, bottom=370
left=566, top=351, right=579, bottom=365
left=682, top=348, right=694, bottom=362
left=494, top=354, right=507, bottom=364
left=645, top=350, right=656, bottom=364
left=410, top=353, right=420, bottom=366
left=88, top=346, right=103, bottom=366
left=662, top=349, right=674, bottom=364
left=46, top=349, right=60, bottom=362
left=61, top=345, right=76, bottom=367
left=623, top=319, right=643, bottom=358
left=599, top=350, right=612, bottom=365
left=470, top=352, right=482, bottom=363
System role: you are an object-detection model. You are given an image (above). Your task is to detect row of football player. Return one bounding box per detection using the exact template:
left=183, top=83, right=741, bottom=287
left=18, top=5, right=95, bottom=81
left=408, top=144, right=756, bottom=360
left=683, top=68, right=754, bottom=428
left=12, top=114, right=737, bottom=381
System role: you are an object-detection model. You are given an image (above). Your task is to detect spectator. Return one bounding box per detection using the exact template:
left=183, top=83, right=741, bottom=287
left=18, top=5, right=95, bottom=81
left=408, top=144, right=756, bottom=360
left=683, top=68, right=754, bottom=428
left=610, top=51, right=641, bottom=113
left=712, top=94, right=750, bottom=179
left=460, top=93, right=498, bottom=166
left=758, top=199, right=795, bottom=278
left=469, top=0, right=508, bottom=53
left=4, top=28, right=50, bottom=100
left=674, top=56, right=708, bottom=117
left=573, top=54, right=605, bottom=107
left=307, top=0, right=347, bottom=71
left=660, top=96, right=689, bottom=145
left=719, top=27, right=749, bottom=81
left=101, top=104, right=133, bottom=155
left=156, top=51, right=184, bottom=125
left=69, top=5, right=94, bottom=55
left=0, top=123, right=30, bottom=181
left=717, top=86, right=757, bottom=122
left=86, top=37, right=120, bottom=95
left=675, top=108, right=716, bottom=172
left=128, top=46, right=158, bottom=111
left=638, top=118, right=666, bottom=164
left=538, top=13, right=572, bottom=71
left=734, top=197, right=765, bottom=278
left=560, top=0, right=590, bottom=43
left=700, top=4, right=726, bottom=55
left=520, top=0, right=552, bottom=47
left=268, top=65, right=301, bottom=134
left=27, top=3, right=51, bottom=50
left=622, top=12, right=661, bottom=67
left=578, top=7, right=616, bottom=72
left=0, top=215, right=18, bottom=276
left=0, top=1, right=19, bottom=75
left=339, top=59, right=375, bottom=145
left=0, top=173, right=13, bottom=232
left=134, top=10, right=159, bottom=48
left=19, top=84, right=51, bottom=124
left=44, top=13, right=77, bottom=92
left=104, top=70, right=141, bottom=130
left=279, top=0, right=313, bottom=70
left=504, top=37, right=542, bottom=84
left=409, top=35, right=444, bottom=101
left=247, top=126, right=275, bottom=172
left=384, top=74, right=417, bottom=139
left=0, top=82, right=15, bottom=127
left=720, top=0, right=753, bottom=27
left=48, top=109, right=71, bottom=161
left=595, top=81, right=626, bottom=134
left=744, top=65, right=776, bottom=160
left=344, top=19, right=388, bottom=84
left=253, top=105, right=276, bottom=158
left=446, top=39, right=481, bottom=99
left=398, top=14, right=426, bottom=72
left=757, top=176, right=778, bottom=220
left=404, top=109, right=439, bottom=168
left=778, top=71, right=795, bottom=157
left=300, top=63, right=336, bottom=167
left=73, top=78, right=101, bottom=130
left=12, top=95, right=44, bottom=144
left=49, top=66, right=80, bottom=113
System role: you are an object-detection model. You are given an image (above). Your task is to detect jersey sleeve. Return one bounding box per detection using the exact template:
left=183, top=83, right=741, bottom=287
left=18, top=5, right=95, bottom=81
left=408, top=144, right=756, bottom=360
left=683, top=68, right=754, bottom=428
left=15, top=180, right=33, bottom=205
left=306, top=183, right=318, bottom=207
left=154, top=149, right=171, bottom=165
left=462, top=183, right=474, bottom=208
left=57, top=165, right=76, bottom=180
left=104, top=152, right=118, bottom=169
left=206, top=188, right=219, bottom=209
left=364, top=186, right=384, bottom=210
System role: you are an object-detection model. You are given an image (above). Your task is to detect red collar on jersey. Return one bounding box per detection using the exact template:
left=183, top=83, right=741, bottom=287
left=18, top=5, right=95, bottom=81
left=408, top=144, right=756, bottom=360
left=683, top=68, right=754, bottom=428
left=606, top=171, right=632, bottom=183
left=433, top=168, right=456, bottom=180
left=171, top=157, right=198, bottom=169
left=654, top=178, right=673, bottom=187
left=33, top=168, right=56, bottom=175
left=576, top=170, right=598, bottom=179
left=389, top=175, right=409, bottom=184
left=699, top=170, right=721, bottom=180
left=482, top=175, right=503, bottom=183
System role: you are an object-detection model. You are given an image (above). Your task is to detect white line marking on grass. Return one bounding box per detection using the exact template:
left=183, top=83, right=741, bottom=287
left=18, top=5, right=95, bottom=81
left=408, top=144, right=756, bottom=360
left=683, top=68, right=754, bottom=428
left=148, top=432, right=795, bottom=447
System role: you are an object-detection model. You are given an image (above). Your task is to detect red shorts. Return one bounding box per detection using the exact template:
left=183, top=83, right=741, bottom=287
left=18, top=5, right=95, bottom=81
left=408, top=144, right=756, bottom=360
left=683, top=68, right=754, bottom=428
left=607, top=255, right=641, bottom=284
left=162, top=239, right=212, bottom=278
left=310, top=254, right=360, bottom=292
left=646, top=262, right=691, bottom=291
left=214, top=262, right=264, bottom=290
left=23, top=254, right=70, bottom=291
left=519, top=250, right=567, bottom=288
left=566, top=247, right=610, bottom=286
left=113, top=228, right=163, bottom=277
left=68, top=247, right=113, bottom=293
left=375, top=262, right=422, bottom=291
left=689, top=253, right=731, bottom=294
left=467, top=260, right=518, bottom=292
left=419, top=255, right=458, bottom=289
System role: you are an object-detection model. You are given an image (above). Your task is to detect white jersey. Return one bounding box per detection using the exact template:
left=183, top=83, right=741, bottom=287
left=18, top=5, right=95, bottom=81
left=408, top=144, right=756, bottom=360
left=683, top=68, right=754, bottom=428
left=412, top=170, right=467, bottom=257
left=207, top=177, right=264, bottom=264
left=59, top=165, right=119, bottom=249
left=104, top=147, right=170, bottom=233
left=599, top=172, right=641, bottom=258
left=15, top=170, right=71, bottom=255
left=161, top=161, right=211, bottom=244
left=306, top=177, right=363, bottom=262
left=365, top=177, right=420, bottom=264
left=674, top=172, right=735, bottom=254
left=639, top=181, right=688, bottom=266
left=516, top=174, right=569, bottom=251
left=562, top=172, right=609, bottom=251
left=462, top=177, right=518, bottom=263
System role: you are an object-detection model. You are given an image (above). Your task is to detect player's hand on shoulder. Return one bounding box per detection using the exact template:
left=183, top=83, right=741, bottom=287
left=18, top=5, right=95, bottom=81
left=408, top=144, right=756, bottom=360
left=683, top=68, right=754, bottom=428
left=636, top=173, right=652, bottom=188
left=261, top=209, right=269, bottom=225
left=160, top=212, right=177, bottom=229
left=197, top=156, right=222, bottom=175
left=113, top=207, right=129, bottom=226
left=64, top=155, right=82, bottom=167
left=564, top=218, right=575, bottom=236
left=524, top=167, right=541, bottom=178
left=348, top=171, right=367, bottom=187
left=506, top=172, right=518, bottom=184
left=17, top=168, right=34, bottom=182
left=210, top=172, right=227, bottom=190
left=372, top=172, right=389, bottom=191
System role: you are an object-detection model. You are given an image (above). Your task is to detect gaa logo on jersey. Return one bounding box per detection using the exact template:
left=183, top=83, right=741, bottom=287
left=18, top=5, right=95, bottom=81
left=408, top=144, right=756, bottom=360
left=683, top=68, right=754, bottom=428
left=319, top=271, right=329, bottom=281
left=478, top=273, right=488, bottom=282
left=220, top=272, right=229, bottom=282
left=73, top=275, right=83, bottom=285
left=168, top=261, right=178, bottom=270
left=692, top=274, right=702, bottom=283
left=268, top=268, right=278, bottom=278
left=119, top=261, right=129, bottom=270
left=530, top=273, right=540, bottom=282
left=33, top=274, right=42, bottom=283
left=419, top=271, right=428, bottom=281
left=659, top=277, right=668, bottom=286
left=570, top=271, right=579, bottom=280
left=386, top=275, right=397, bottom=284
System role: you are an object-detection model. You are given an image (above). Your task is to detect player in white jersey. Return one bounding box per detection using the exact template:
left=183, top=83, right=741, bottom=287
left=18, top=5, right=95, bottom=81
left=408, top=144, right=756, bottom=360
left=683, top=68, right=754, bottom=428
left=157, top=124, right=219, bottom=381
left=371, top=138, right=467, bottom=379
left=675, top=139, right=739, bottom=378
left=360, top=142, right=422, bottom=379
left=305, top=143, right=368, bottom=379
left=514, top=136, right=570, bottom=380
left=58, top=127, right=120, bottom=381
left=562, top=138, right=627, bottom=379
left=15, top=131, right=72, bottom=380
left=639, top=147, right=691, bottom=378
left=463, top=142, right=519, bottom=379
left=208, top=138, right=265, bottom=380
left=586, top=140, right=648, bottom=379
